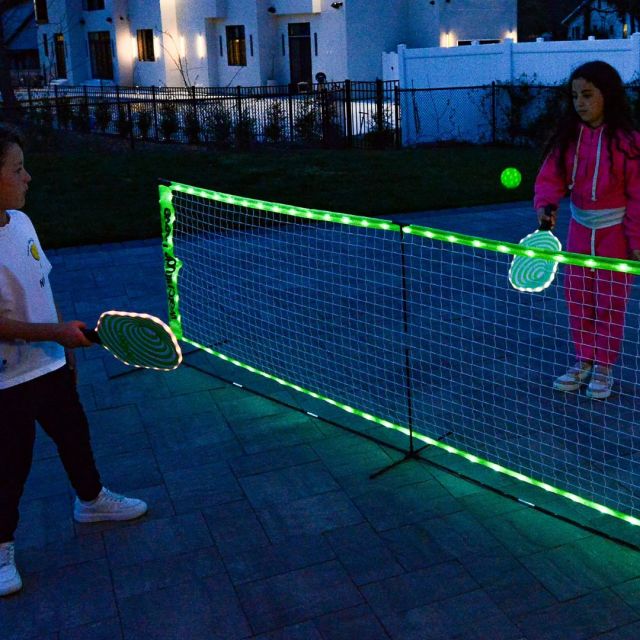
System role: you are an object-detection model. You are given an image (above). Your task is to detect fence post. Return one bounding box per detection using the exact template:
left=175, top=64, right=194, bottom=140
left=236, top=85, right=242, bottom=124
left=345, top=79, right=353, bottom=147
left=394, top=83, right=401, bottom=149
left=375, top=78, right=384, bottom=136
left=83, top=85, right=89, bottom=130
left=152, top=86, right=159, bottom=142
left=288, top=83, right=294, bottom=142
left=491, top=81, right=497, bottom=144
left=54, top=84, right=59, bottom=128
left=127, top=102, right=135, bottom=150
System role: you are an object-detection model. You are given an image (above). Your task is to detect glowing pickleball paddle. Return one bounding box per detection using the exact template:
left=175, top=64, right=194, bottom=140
left=509, top=205, right=562, bottom=293
left=82, top=311, right=182, bottom=371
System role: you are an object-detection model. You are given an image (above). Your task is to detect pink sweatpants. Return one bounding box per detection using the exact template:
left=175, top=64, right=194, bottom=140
left=564, top=219, right=634, bottom=366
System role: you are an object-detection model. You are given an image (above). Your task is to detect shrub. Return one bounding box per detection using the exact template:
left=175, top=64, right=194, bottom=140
left=159, top=102, right=179, bottom=141
left=184, top=108, right=201, bottom=144
left=94, top=100, right=112, bottom=132
left=117, top=105, right=132, bottom=137
left=137, top=108, right=153, bottom=140
left=204, top=102, right=233, bottom=147
left=293, top=97, right=320, bottom=144
left=56, top=96, right=72, bottom=129
left=234, top=107, right=256, bottom=149
left=264, top=101, right=286, bottom=143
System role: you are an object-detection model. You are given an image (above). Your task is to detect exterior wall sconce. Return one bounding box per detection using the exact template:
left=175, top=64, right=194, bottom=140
left=106, top=17, right=113, bottom=23
left=331, top=2, right=343, bottom=8
left=268, top=6, right=276, bottom=13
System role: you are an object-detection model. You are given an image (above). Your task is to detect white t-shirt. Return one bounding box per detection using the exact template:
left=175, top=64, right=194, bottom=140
left=0, top=210, right=65, bottom=389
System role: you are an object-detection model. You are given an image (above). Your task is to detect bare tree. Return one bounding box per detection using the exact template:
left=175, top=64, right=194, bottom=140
left=160, top=30, right=199, bottom=88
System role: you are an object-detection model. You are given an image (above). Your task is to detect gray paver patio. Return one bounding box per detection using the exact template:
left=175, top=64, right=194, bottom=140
left=1, top=201, right=640, bottom=639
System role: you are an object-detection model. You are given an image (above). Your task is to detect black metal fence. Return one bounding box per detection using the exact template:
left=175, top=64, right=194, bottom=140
left=16, top=80, right=400, bottom=150
left=18, top=80, right=640, bottom=149
left=399, top=82, right=640, bottom=147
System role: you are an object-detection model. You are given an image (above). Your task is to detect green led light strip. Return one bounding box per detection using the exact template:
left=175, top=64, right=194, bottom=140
left=182, top=336, right=640, bottom=528
left=159, top=185, right=184, bottom=339
left=403, top=224, right=640, bottom=275
left=167, top=180, right=400, bottom=232
left=165, top=181, right=640, bottom=275
left=158, top=180, right=640, bottom=528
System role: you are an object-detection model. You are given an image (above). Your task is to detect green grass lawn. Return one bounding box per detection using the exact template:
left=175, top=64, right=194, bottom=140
left=23, top=134, right=541, bottom=248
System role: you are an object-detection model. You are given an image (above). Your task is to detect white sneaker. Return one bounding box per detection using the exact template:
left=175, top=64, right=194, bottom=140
left=0, top=542, right=22, bottom=597
left=586, top=365, right=614, bottom=400
left=553, top=361, right=592, bottom=392
left=74, top=487, right=148, bottom=523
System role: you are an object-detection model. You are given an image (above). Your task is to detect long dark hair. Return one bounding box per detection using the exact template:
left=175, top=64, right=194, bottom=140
left=542, top=60, right=640, bottom=176
left=0, top=123, right=24, bottom=170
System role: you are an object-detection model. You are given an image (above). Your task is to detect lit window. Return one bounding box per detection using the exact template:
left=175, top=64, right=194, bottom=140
left=137, top=29, right=155, bottom=61
left=226, top=25, right=247, bottom=66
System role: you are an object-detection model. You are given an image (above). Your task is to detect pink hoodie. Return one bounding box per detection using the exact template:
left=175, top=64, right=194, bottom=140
left=534, top=124, right=640, bottom=250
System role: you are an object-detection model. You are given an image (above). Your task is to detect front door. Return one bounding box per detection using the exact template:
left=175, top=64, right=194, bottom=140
left=54, top=33, right=66, bottom=78
left=88, top=31, right=114, bottom=80
left=288, top=23, right=311, bottom=89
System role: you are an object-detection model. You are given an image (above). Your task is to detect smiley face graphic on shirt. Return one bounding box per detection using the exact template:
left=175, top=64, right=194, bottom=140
left=28, top=239, right=40, bottom=261
left=27, top=238, right=46, bottom=287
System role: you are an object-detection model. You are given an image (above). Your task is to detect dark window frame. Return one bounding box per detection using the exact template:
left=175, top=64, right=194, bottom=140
left=88, top=31, right=114, bottom=80
left=83, top=0, right=106, bottom=10
left=34, top=0, right=49, bottom=24
left=54, top=33, right=67, bottom=79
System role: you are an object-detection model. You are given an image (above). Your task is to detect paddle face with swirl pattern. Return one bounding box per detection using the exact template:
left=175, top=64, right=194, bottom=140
left=509, top=205, right=562, bottom=293
left=82, top=311, right=182, bottom=371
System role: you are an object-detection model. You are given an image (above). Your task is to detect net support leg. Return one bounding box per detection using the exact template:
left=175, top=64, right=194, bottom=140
left=369, top=429, right=452, bottom=479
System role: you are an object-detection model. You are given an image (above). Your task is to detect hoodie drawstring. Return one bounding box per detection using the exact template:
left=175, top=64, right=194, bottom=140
left=568, top=126, right=583, bottom=191
left=568, top=125, right=604, bottom=202
left=591, top=127, right=604, bottom=201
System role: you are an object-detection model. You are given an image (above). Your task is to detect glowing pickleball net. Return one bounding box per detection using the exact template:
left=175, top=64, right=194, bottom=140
left=160, top=180, right=640, bottom=540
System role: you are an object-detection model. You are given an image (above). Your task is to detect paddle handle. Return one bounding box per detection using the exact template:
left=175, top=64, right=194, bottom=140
left=81, top=328, right=102, bottom=345
left=539, top=204, right=557, bottom=232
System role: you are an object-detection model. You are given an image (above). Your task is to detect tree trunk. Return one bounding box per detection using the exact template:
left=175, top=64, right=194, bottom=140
left=583, top=5, right=592, bottom=37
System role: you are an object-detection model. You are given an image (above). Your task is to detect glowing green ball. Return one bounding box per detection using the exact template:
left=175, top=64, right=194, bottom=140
left=500, top=167, right=522, bottom=189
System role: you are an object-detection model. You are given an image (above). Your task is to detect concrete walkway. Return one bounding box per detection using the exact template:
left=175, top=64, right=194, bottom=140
left=2, top=201, right=640, bottom=640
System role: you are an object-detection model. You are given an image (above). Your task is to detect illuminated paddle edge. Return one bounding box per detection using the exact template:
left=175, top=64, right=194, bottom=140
left=96, top=310, right=183, bottom=371
left=508, top=231, right=563, bottom=292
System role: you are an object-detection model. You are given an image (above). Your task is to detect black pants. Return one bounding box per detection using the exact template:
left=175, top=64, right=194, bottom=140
left=0, top=365, right=102, bottom=543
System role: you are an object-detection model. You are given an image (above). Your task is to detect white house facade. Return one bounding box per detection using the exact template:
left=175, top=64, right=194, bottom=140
left=34, top=0, right=516, bottom=88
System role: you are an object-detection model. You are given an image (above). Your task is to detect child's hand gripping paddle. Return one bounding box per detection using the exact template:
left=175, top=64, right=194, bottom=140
left=82, top=310, right=182, bottom=371
left=509, top=205, right=562, bottom=293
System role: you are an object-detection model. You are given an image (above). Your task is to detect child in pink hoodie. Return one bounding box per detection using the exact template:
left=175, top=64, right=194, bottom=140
left=534, top=60, right=640, bottom=399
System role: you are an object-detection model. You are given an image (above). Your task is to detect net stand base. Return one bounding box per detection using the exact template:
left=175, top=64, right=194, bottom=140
left=369, top=430, right=452, bottom=480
